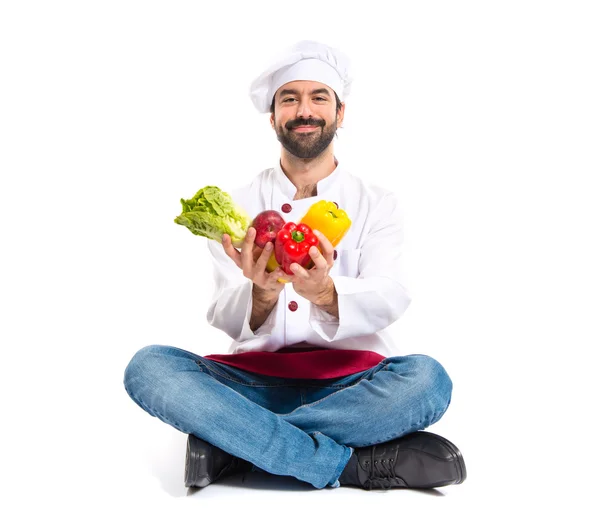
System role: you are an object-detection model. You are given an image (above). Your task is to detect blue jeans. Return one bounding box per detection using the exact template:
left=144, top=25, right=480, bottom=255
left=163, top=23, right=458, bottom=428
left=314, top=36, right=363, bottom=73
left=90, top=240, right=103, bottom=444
left=123, top=345, right=453, bottom=489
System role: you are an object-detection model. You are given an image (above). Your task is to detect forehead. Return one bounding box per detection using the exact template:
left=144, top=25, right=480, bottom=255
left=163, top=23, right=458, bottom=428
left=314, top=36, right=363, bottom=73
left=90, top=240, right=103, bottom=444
left=275, top=80, right=335, bottom=98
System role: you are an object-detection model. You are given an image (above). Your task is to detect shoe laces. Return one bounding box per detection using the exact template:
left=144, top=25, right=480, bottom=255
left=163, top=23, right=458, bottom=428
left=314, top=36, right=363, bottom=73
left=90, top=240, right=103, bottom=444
left=364, top=447, right=404, bottom=490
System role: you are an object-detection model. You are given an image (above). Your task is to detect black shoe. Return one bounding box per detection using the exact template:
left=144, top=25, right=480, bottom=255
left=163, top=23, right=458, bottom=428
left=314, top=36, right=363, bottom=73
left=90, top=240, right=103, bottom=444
left=184, top=434, right=253, bottom=488
left=339, top=432, right=466, bottom=490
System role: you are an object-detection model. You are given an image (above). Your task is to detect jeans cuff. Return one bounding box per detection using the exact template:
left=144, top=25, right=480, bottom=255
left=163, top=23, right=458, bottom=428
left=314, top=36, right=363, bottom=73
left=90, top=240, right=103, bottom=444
left=328, top=446, right=353, bottom=488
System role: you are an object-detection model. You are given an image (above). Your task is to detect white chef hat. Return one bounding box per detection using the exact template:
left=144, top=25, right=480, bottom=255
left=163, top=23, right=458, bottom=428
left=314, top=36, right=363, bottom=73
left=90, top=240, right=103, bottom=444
left=249, top=40, right=352, bottom=113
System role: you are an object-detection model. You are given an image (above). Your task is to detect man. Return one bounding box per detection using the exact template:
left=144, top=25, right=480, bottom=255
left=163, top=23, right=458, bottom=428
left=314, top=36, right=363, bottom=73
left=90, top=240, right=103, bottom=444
left=124, top=40, right=466, bottom=491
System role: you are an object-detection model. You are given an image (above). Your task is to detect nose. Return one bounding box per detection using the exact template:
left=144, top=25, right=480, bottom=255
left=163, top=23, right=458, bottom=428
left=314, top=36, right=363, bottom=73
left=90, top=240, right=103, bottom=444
left=296, top=96, right=313, bottom=119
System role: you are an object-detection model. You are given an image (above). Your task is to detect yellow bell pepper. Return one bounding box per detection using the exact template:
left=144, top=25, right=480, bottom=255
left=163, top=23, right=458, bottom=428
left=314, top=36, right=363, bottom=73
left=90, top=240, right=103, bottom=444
left=299, top=200, right=351, bottom=247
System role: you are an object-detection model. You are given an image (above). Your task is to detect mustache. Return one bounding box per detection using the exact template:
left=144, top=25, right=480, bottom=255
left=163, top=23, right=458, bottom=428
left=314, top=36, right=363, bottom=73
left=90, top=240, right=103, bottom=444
left=285, top=118, right=326, bottom=130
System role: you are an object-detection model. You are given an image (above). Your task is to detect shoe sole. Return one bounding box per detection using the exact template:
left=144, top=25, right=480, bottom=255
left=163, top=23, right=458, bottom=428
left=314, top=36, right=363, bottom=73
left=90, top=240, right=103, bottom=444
left=413, top=431, right=467, bottom=486
left=185, top=435, right=212, bottom=488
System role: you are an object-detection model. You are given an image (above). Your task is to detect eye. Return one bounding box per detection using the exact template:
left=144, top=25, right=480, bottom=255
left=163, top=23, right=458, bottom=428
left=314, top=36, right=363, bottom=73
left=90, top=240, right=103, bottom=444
left=315, top=97, right=327, bottom=102
left=282, top=97, right=296, bottom=103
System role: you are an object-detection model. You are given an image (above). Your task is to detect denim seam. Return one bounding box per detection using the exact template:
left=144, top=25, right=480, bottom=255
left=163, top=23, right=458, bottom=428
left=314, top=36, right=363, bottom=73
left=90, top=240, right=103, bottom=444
left=277, top=364, right=391, bottom=416
left=196, top=359, right=369, bottom=389
left=197, top=360, right=286, bottom=387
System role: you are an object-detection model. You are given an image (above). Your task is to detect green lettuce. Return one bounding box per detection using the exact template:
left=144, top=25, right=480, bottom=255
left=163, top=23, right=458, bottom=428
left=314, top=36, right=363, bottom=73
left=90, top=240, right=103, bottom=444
left=174, top=185, right=250, bottom=247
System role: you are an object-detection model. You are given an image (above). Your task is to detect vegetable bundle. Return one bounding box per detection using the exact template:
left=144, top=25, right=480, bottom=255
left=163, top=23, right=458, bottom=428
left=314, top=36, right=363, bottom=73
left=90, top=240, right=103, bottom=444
left=175, top=185, right=352, bottom=278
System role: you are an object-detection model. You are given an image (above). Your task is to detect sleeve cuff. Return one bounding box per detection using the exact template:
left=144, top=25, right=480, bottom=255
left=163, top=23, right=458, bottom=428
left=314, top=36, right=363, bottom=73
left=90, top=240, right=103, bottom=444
left=207, top=280, right=277, bottom=342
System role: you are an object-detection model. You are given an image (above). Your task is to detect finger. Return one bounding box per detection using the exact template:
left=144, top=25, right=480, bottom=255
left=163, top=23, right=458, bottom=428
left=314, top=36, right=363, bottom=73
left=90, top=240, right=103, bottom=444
left=222, top=233, right=242, bottom=268
left=308, top=244, right=328, bottom=271
left=241, top=227, right=256, bottom=273
left=255, top=241, right=274, bottom=272
left=252, top=244, right=263, bottom=262
left=313, top=230, right=335, bottom=267
left=290, top=263, right=311, bottom=280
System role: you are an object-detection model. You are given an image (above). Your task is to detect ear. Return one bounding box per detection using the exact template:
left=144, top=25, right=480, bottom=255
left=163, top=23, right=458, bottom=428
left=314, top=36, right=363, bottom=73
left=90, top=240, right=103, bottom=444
left=337, top=102, right=346, bottom=128
left=270, top=112, right=275, bottom=129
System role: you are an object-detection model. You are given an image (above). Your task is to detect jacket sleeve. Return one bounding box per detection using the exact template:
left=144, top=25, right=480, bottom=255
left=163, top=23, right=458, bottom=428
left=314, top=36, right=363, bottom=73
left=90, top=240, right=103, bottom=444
left=309, top=192, right=412, bottom=341
left=205, top=239, right=278, bottom=342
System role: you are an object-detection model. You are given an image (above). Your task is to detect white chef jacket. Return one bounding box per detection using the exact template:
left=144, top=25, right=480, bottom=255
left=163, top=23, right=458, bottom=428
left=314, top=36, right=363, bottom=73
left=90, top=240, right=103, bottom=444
left=205, top=160, right=411, bottom=358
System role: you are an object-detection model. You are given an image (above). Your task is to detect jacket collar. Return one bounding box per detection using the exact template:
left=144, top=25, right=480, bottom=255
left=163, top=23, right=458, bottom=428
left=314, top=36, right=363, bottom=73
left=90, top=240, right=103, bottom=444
left=274, top=158, right=342, bottom=200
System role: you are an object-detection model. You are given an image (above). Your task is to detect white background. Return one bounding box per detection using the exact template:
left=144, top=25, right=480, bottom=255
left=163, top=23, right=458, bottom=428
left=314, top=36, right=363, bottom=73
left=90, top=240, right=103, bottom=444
left=1, top=1, right=598, bottom=526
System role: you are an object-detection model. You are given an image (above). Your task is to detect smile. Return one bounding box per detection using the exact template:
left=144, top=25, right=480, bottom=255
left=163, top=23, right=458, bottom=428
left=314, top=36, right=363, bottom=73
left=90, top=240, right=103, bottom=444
left=292, top=126, right=319, bottom=132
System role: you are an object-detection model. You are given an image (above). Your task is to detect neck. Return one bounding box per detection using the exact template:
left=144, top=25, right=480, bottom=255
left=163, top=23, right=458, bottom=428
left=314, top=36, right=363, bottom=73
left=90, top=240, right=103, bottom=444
left=279, top=146, right=337, bottom=199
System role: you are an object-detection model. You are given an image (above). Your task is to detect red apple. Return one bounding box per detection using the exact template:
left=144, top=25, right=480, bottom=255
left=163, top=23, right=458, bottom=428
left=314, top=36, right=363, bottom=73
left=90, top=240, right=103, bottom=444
left=251, top=210, right=286, bottom=248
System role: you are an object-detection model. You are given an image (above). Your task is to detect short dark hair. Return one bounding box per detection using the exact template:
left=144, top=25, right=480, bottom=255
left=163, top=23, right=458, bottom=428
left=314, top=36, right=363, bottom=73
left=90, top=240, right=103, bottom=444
left=270, top=91, right=343, bottom=114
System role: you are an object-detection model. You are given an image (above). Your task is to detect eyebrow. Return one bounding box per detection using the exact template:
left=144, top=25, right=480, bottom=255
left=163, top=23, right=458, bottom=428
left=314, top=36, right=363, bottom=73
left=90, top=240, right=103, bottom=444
left=278, top=88, right=332, bottom=98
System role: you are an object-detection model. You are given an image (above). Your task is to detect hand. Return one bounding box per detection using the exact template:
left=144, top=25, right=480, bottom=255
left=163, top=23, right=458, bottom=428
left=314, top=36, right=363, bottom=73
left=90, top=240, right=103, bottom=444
left=222, top=227, right=287, bottom=296
left=286, top=230, right=336, bottom=305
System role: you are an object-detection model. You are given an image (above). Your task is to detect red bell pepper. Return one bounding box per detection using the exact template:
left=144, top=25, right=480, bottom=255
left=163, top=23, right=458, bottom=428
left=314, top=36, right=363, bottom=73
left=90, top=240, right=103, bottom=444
left=275, top=222, right=319, bottom=275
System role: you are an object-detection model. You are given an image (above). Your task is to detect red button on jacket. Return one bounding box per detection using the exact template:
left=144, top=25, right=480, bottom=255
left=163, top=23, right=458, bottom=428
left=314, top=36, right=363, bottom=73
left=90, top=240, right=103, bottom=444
left=281, top=203, right=292, bottom=213
left=288, top=301, right=298, bottom=312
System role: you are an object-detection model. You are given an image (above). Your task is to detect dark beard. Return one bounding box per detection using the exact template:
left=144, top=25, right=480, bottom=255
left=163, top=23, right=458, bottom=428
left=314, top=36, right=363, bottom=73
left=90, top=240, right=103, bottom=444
left=275, top=117, right=337, bottom=159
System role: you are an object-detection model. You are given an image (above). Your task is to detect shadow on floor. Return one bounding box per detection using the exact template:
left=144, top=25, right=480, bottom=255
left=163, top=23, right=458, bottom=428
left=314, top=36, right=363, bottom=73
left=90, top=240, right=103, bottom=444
left=185, top=470, right=447, bottom=496
left=186, top=470, right=316, bottom=495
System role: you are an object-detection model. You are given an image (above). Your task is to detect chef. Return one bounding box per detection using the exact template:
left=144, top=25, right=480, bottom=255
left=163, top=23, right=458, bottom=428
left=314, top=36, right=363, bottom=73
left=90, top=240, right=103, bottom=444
left=124, top=40, right=466, bottom=492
